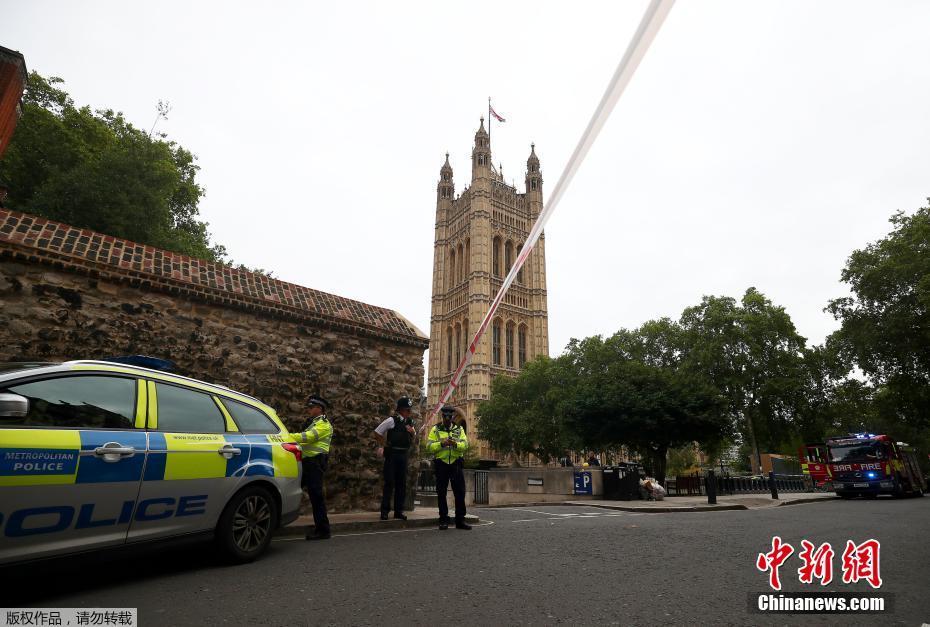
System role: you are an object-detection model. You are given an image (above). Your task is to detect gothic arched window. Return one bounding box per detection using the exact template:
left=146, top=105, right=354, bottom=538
left=505, top=241, right=514, bottom=275
left=447, top=326, right=453, bottom=372
left=455, top=323, right=462, bottom=368
left=463, top=318, right=469, bottom=358
left=531, top=179, right=538, bottom=190
left=518, top=324, right=528, bottom=368
left=465, top=238, right=470, bottom=279
left=492, top=319, right=502, bottom=366
left=449, top=248, right=456, bottom=288
left=516, top=243, right=524, bottom=284
left=506, top=321, right=515, bottom=368
left=457, top=243, right=464, bottom=283
left=492, top=236, right=501, bottom=277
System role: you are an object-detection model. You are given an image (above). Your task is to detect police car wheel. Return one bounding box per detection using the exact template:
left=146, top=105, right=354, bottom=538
left=216, top=485, right=279, bottom=563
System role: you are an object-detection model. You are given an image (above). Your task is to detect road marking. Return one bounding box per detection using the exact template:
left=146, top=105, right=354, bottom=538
left=511, top=514, right=622, bottom=523
left=501, top=507, right=595, bottom=518
left=511, top=518, right=567, bottom=523
left=272, top=520, right=494, bottom=541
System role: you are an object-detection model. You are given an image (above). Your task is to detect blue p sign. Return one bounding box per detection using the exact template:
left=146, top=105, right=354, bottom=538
left=574, top=471, right=593, bottom=495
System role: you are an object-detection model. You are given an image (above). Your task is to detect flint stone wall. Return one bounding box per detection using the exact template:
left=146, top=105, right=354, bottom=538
left=0, top=209, right=428, bottom=512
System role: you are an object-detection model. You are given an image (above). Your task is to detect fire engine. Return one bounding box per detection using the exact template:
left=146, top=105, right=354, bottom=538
left=798, top=443, right=831, bottom=490
left=824, top=433, right=926, bottom=499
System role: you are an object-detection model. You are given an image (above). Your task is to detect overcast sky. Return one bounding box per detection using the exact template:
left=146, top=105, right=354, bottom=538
left=4, top=1, right=930, bottom=376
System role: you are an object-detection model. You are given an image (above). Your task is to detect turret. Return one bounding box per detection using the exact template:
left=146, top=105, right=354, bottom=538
left=525, top=143, right=542, bottom=213
left=471, top=117, right=491, bottom=181
left=437, top=152, right=454, bottom=204
left=525, top=143, right=541, bottom=193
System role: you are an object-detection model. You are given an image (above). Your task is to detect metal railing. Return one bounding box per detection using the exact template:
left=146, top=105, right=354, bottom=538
left=417, top=469, right=436, bottom=494
left=666, top=472, right=811, bottom=497
left=475, top=470, right=489, bottom=504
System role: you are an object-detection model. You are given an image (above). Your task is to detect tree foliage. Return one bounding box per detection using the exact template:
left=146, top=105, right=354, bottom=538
left=561, top=333, right=728, bottom=483
left=476, top=356, right=580, bottom=463
left=479, top=204, right=930, bottom=478
left=0, top=72, right=225, bottom=261
left=477, top=325, right=728, bottom=483
left=828, top=203, right=930, bottom=429
left=678, top=288, right=807, bottom=470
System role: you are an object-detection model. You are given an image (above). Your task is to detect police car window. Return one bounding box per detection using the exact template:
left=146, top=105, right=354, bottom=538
left=2, top=376, right=135, bottom=429
left=155, top=383, right=225, bottom=433
left=221, top=398, right=279, bottom=434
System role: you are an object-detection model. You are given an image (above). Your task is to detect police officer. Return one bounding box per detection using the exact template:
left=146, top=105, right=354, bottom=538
left=291, top=394, right=332, bottom=540
left=427, top=405, right=470, bottom=530
left=373, top=396, right=416, bottom=521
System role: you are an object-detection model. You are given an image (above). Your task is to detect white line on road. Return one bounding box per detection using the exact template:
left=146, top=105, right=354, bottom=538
left=500, top=507, right=601, bottom=518
left=272, top=520, right=495, bottom=541
left=506, top=511, right=636, bottom=523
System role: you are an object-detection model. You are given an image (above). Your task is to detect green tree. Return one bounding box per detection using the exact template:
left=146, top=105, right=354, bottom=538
left=679, top=288, right=807, bottom=471
left=666, top=445, right=698, bottom=477
left=0, top=72, right=225, bottom=261
left=476, top=356, right=580, bottom=463
left=562, top=334, right=728, bottom=483
left=787, top=342, right=882, bottom=449
left=828, top=203, right=930, bottom=430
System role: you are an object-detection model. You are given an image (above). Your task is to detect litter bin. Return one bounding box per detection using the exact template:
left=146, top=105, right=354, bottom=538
left=616, top=462, right=643, bottom=500
left=602, top=466, right=621, bottom=500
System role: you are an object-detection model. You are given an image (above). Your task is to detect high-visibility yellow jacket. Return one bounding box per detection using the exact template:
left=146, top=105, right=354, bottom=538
left=426, top=423, right=468, bottom=464
left=291, top=416, right=332, bottom=457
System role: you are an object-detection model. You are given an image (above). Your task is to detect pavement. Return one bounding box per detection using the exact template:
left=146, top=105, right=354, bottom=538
left=278, top=508, right=480, bottom=536
left=11, top=497, right=929, bottom=625
left=279, top=493, right=836, bottom=536
left=564, top=491, right=839, bottom=512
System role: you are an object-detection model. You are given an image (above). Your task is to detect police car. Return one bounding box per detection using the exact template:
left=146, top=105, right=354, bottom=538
left=0, top=359, right=303, bottom=565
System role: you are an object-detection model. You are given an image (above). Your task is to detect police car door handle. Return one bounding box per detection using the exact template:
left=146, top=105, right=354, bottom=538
left=217, top=444, right=242, bottom=459
left=94, top=442, right=136, bottom=462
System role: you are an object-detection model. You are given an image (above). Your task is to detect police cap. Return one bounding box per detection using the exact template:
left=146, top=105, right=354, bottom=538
left=396, top=396, right=414, bottom=410
left=440, top=405, right=456, bottom=417
left=307, top=394, right=329, bottom=410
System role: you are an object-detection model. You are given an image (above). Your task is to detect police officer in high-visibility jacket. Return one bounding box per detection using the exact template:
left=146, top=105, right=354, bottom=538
left=427, top=405, right=471, bottom=530
left=291, top=394, right=332, bottom=540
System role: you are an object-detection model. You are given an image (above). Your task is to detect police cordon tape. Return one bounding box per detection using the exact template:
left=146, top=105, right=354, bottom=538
left=418, top=0, right=677, bottom=436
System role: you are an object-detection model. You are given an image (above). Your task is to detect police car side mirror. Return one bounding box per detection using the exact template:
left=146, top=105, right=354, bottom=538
left=0, top=392, right=29, bottom=417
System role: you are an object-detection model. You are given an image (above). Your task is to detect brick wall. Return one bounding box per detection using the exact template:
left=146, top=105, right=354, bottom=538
left=0, top=209, right=429, bottom=512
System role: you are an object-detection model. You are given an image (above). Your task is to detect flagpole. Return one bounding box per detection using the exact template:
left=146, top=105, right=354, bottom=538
left=488, top=96, right=491, bottom=147
left=418, top=0, right=677, bottom=438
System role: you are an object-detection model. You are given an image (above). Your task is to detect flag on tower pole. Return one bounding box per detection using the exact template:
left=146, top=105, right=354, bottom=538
left=488, top=98, right=506, bottom=145
left=420, top=0, right=676, bottom=438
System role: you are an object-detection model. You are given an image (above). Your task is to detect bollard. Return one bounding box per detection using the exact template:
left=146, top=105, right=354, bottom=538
left=706, top=469, right=717, bottom=505
left=769, top=471, right=779, bottom=499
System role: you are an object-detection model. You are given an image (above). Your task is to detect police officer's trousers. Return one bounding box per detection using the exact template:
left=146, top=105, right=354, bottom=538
left=381, top=452, right=408, bottom=517
left=302, top=454, right=330, bottom=536
left=434, top=458, right=466, bottom=523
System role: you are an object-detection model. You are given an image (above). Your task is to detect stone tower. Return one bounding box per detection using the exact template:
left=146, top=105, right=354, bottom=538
left=427, top=119, right=550, bottom=460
